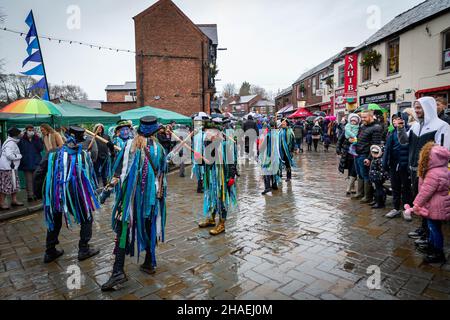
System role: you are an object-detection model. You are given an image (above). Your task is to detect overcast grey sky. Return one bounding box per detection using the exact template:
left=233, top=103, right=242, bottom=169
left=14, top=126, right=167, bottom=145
left=0, top=0, right=424, bottom=100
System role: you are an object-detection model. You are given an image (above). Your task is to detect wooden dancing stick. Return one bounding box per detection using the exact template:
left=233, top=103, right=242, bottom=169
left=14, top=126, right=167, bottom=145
left=167, top=128, right=210, bottom=164
left=85, top=129, right=121, bottom=151
left=168, top=129, right=196, bottom=157
left=87, top=126, right=100, bottom=151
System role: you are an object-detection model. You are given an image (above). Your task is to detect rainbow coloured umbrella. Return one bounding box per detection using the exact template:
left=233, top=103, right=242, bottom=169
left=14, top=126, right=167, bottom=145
left=0, top=98, right=61, bottom=115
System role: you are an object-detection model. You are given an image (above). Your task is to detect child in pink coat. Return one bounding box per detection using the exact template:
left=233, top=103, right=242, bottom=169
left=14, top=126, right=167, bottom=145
left=409, top=142, right=450, bottom=264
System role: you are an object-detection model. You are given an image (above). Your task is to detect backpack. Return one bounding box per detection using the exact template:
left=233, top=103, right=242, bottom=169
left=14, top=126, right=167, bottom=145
left=312, top=126, right=321, bottom=136
left=293, top=125, right=303, bottom=137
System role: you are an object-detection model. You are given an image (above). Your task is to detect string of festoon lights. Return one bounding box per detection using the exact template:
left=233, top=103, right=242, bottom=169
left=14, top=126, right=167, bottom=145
left=1, top=26, right=135, bottom=53
left=2, top=26, right=227, bottom=61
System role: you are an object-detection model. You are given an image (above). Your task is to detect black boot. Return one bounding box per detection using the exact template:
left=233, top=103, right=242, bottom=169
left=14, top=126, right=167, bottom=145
left=416, top=242, right=432, bottom=255
left=101, top=248, right=128, bottom=291
left=140, top=249, right=156, bottom=275
left=424, top=248, right=446, bottom=264
left=197, top=179, right=204, bottom=193
left=261, top=176, right=272, bottom=195
left=78, top=246, right=100, bottom=261
left=286, top=169, right=292, bottom=182
left=44, top=248, right=64, bottom=264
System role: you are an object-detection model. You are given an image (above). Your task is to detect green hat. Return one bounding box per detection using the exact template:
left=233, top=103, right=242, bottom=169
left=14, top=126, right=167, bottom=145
left=115, top=119, right=132, bottom=132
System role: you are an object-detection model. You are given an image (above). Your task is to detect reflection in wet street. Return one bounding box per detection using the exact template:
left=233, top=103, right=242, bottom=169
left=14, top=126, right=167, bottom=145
left=1, top=151, right=449, bottom=300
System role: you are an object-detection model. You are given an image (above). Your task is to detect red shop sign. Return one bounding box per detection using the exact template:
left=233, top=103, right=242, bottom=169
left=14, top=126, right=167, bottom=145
left=344, top=53, right=358, bottom=98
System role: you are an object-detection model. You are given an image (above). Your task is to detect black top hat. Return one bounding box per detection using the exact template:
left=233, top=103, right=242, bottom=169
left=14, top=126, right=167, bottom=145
left=68, top=126, right=86, bottom=143
left=7, top=127, right=21, bottom=137
left=137, top=116, right=161, bottom=137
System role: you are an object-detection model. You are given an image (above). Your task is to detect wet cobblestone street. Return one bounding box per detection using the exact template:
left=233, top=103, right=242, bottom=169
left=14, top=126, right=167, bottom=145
left=1, top=151, right=450, bottom=300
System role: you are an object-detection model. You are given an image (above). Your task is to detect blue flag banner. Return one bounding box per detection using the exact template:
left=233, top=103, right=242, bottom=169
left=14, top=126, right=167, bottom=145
left=23, top=10, right=50, bottom=101
left=21, top=63, right=44, bottom=76
left=25, top=24, right=36, bottom=44
left=22, top=50, right=42, bottom=67
left=26, top=38, right=39, bottom=55
left=27, top=77, right=47, bottom=91
left=25, top=11, right=33, bottom=27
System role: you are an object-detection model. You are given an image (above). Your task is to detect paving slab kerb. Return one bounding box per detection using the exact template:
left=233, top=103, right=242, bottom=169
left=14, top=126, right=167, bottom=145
left=0, top=152, right=449, bottom=300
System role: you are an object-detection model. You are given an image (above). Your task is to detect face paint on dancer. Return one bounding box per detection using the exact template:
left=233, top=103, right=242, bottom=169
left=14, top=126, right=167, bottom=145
left=119, top=127, right=131, bottom=140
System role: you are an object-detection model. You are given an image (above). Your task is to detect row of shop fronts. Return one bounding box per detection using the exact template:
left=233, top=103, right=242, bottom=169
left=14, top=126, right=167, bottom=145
left=275, top=1, right=450, bottom=122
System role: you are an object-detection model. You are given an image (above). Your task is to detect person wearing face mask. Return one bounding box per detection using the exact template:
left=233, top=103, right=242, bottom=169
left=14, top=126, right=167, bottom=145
left=18, top=125, right=44, bottom=202
left=0, top=127, right=24, bottom=210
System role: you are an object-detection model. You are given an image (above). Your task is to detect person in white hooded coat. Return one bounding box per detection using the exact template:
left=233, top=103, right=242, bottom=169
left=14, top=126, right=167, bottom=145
left=397, top=96, right=450, bottom=242
left=0, top=127, right=24, bottom=209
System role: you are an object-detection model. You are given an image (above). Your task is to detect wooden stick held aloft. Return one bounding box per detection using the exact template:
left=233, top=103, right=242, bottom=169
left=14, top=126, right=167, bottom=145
left=85, top=128, right=121, bottom=151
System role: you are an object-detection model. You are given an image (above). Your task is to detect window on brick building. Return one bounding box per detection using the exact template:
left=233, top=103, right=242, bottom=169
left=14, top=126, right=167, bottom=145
left=338, top=65, right=345, bottom=87
left=387, top=38, right=400, bottom=76
left=443, top=28, right=450, bottom=70
left=312, top=77, right=317, bottom=95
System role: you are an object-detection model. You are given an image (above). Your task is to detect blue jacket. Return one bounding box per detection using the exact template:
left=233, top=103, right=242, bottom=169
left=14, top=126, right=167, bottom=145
left=383, top=128, right=409, bottom=171
left=18, top=134, right=44, bottom=171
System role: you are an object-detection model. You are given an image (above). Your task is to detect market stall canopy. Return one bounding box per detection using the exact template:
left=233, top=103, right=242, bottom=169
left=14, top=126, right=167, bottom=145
left=288, top=108, right=313, bottom=119
left=276, top=104, right=294, bottom=115
left=0, top=100, right=120, bottom=127
left=118, top=106, right=192, bottom=126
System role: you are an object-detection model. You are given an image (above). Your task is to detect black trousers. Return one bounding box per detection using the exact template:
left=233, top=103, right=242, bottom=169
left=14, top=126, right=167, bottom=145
left=94, top=157, right=108, bottom=186
left=390, top=166, right=413, bottom=211
left=411, top=169, right=428, bottom=235
left=46, top=212, right=93, bottom=254
left=280, top=151, right=292, bottom=179
left=263, top=175, right=277, bottom=190
left=313, top=139, right=319, bottom=151
left=373, top=181, right=385, bottom=205
left=112, top=219, right=153, bottom=273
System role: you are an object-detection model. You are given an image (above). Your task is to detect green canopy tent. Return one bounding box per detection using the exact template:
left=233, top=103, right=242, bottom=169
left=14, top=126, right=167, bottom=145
left=0, top=100, right=121, bottom=129
left=118, top=106, right=192, bottom=126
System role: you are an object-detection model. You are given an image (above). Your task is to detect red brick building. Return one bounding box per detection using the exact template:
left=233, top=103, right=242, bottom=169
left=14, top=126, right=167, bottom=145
left=274, top=87, right=293, bottom=111
left=101, top=81, right=137, bottom=113
left=133, top=0, right=218, bottom=117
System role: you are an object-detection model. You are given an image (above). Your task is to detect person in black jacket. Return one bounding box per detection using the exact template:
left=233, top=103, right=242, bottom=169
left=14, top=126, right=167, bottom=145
left=243, top=115, right=259, bottom=158
left=369, top=145, right=388, bottom=209
left=157, top=126, right=172, bottom=155
left=92, top=123, right=113, bottom=187
left=436, top=96, right=450, bottom=125
left=336, top=125, right=357, bottom=196
left=397, top=97, right=450, bottom=245
left=383, top=113, right=412, bottom=219
left=352, top=110, right=383, bottom=204
left=18, top=125, right=43, bottom=201
left=293, top=120, right=304, bottom=153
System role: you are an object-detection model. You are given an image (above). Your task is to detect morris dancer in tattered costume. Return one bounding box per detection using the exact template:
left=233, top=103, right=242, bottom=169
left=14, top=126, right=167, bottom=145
left=260, top=120, right=282, bottom=195
left=198, top=117, right=238, bottom=236
left=34, top=126, right=100, bottom=263
left=279, top=119, right=296, bottom=182
left=102, top=116, right=168, bottom=291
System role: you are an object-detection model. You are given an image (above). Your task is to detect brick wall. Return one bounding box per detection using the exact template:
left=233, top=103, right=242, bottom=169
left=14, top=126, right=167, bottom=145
left=106, top=90, right=130, bottom=103
left=134, top=0, right=211, bottom=117
left=101, top=102, right=137, bottom=114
